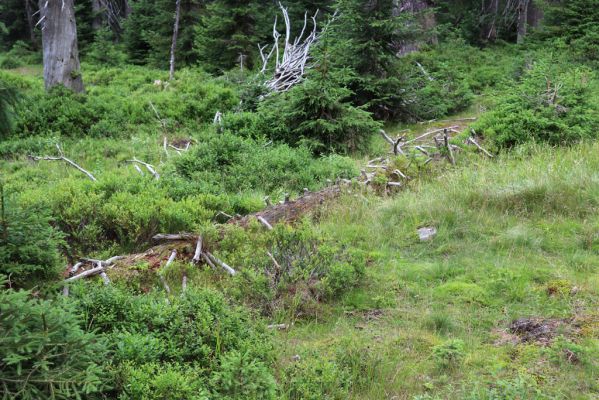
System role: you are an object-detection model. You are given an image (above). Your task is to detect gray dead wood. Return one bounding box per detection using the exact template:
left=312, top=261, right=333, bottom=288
left=205, top=252, right=236, bottom=276
left=192, top=236, right=203, bottom=264
left=30, top=144, right=97, bottom=182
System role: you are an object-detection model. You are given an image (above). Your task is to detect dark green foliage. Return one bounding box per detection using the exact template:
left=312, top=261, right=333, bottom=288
left=123, top=0, right=202, bottom=68
left=72, top=285, right=275, bottom=399
left=257, top=66, right=381, bottom=153
left=194, top=1, right=273, bottom=73
left=544, top=0, right=599, bottom=62
left=16, top=85, right=99, bottom=137
left=0, top=73, right=18, bottom=136
left=171, top=132, right=358, bottom=193
left=0, top=278, right=108, bottom=398
left=85, top=28, right=128, bottom=66
left=211, top=351, right=277, bottom=400
left=394, top=48, right=474, bottom=121
left=13, top=67, right=238, bottom=138
left=327, top=0, right=422, bottom=119
left=0, top=185, right=63, bottom=287
left=474, top=58, right=599, bottom=147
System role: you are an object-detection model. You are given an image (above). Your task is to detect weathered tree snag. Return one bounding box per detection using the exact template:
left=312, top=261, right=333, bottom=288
left=485, top=0, right=500, bottom=41
left=38, top=0, right=84, bottom=93
left=92, top=0, right=104, bottom=30
left=393, top=0, right=437, bottom=56
left=24, top=0, right=37, bottom=49
left=259, top=3, right=324, bottom=92
left=517, top=0, right=530, bottom=44
left=169, top=0, right=182, bottom=80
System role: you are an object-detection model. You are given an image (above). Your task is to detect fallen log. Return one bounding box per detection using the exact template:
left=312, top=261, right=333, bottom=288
left=230, top=185, right=341, bottom=228
left=153, top=233, right=197, bottom=242
left=66, top=265, right=104, bottom=282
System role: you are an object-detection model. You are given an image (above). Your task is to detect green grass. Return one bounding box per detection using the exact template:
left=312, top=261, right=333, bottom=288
left=275, top=142, right=599, bottom=399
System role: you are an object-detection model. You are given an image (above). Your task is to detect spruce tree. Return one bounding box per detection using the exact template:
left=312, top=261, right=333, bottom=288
left=194, top=0, right=273, bottom=73
left=329, top=0, right=419, bottom=119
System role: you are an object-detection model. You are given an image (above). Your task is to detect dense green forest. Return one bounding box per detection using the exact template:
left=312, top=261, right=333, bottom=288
left=0, top=0, right=598, bottom=399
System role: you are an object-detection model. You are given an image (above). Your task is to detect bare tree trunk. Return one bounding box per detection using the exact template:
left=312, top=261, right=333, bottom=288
left=24, top=0, right=37, bottom=49
left=39, top=0, right=84, bottom=93
left=169, top=0, right=182, bottom=81
left=486, top=0, right=499, bottom=41
left=92, top=0, right=104, bottom=30
left=517, top=0, right=530, bottom=44
left=527, top=0, right=544, bottom=29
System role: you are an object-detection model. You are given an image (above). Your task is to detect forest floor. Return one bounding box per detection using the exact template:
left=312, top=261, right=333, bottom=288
left=2, top=61, right=598, bottom=399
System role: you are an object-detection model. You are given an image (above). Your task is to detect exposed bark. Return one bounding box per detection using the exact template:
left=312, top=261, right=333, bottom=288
left=169, top=0, right=182, bottom=80
left=517, top=0, right=530, bottom=44
left=39, top=0, right=84, bottom=93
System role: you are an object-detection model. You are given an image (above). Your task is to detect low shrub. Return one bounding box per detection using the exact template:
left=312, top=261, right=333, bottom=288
left=72, top=285, right=276, bottom=398
left=256, top=69, right=381, bottom=154
left=171, top=132, right=358, bottom=195
left=280, top=354, right=350, bottom=400
left=0, top=277, right=109, bottom=399
left=0, top=185, right=63, bottom=287
left=220, top=222, right=368, bottom=317
left=473, top=58, right=599, bottom=148
left=432, top=339, right=466, bottom=370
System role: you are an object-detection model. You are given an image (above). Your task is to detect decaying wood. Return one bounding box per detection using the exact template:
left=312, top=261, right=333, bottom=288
left=165, top=250, right=177, bottom=269
left=66, top=265, right=105, bottom=282
left=126, top=158, right=160, bottom=180
left=443, top=129, right=456, bottom=165
left=267, top=323, right=289, bottom=330
left=69, top=261, right=83, bottom=276
left=257, top=216, right=274, bottom=230
left=259, top=3, right=328, bottom=92
left=192, top=236, right=203, bottom=264
left=230, top=185, right=342, bottom=228
left=206, top=252, right=236, bottom=276
left=153, top=233, right=197, bottom=242
left=182, top=273, right=187, bottom=292
left=404, top=126, right=458, bottom=145
left=467, top=137, right=494, bottom=158
left=160, top=275, right=171, bottom=295
left=100, top=271, right=111, bottom=285
left=30, top=144, right=97, bottom=182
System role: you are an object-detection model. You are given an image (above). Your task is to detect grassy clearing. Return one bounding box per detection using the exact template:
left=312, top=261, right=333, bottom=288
left=276, top=142, right=599, bottom=399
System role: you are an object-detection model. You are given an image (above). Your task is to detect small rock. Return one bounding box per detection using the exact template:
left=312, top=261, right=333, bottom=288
left=291, top=354, right=301, bottom=362
left=418, top=227, right=437, bottom=241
